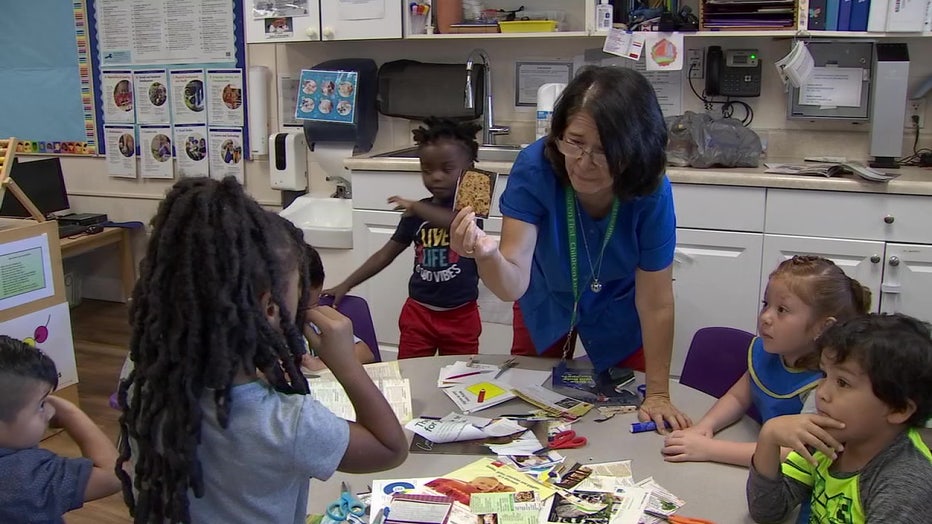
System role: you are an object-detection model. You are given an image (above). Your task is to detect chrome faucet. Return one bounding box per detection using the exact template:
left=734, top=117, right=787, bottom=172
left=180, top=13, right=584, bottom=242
left=465, top=48, right=510, bottom=146
left=327, top=175, right=352, bottom=199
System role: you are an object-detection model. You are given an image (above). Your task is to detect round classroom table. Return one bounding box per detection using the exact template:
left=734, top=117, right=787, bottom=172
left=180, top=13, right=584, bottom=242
left=307, top=354, right=760, bottom=523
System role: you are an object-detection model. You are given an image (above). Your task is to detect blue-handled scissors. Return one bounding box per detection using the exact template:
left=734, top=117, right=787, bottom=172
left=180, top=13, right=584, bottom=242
left=326, top=482, right=366, bottom=522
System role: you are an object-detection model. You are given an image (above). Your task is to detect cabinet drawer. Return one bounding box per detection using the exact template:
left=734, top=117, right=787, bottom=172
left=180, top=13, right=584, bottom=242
left=672, top=184, right=766, bottom=232
left=766, top=189, right=932, bottom=244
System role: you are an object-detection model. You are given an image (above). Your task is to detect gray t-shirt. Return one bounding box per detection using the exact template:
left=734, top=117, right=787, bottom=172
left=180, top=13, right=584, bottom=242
left=187, top=380, right=350, bottom=524
left=747, top=428, right=932, bottom=523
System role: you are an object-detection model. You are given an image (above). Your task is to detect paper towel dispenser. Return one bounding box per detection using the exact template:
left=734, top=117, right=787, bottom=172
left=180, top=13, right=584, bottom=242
left=302, top=58, right=379, bottom=153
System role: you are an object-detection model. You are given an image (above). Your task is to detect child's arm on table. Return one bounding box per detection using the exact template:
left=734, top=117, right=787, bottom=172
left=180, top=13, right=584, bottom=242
left=306, top=307, right=407, bottom=472
left=663, top=373, right=755, bottom=465
left=323, top=240, right=407, bottom=306
left=45, top=396, right=122, bottom=501
left=747, top=414, right=845, bottom=523
left=389, top=196, right=456, bottom=229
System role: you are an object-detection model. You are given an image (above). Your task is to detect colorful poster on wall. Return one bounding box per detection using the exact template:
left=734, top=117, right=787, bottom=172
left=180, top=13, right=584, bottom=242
left=173, top=124, right=209, bottom=178
left=170, top=69, right=207, bottom=124
left=0, top=233, right=54, bottom=311
left=643, top=33, right=684, bottom=72
left=295, top=69, right=357, bottom=124
left=206, top=69, right=244, bottom=126
left=208, top=127, right=244, bottom=183
left=101, top=70, right=136, bottom=124
left=138, top=124, right=174, bottom=179
left=133, top=70, right=170, bottom=124
left=104, top=125, right=138, bottom=179
left=0, top=302, right=78, bottom=389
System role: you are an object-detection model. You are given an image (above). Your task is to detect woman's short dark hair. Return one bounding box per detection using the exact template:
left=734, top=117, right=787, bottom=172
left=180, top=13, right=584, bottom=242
left=544, top=66, right=668, bottom=201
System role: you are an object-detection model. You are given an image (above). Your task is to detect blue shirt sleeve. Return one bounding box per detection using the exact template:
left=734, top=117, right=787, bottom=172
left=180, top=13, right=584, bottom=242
left=0, top=448, right=92, bottom=520
left=499, top=142, right=550, bottom=226
left=293, top=396, right=350, bottom=480
left=390, top=214, right=418, bottom=245
left=635, top=176, right=676, bottom=271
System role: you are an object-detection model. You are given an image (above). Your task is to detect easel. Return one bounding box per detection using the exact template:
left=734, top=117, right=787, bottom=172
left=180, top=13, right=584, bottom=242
left=0, top=137, right=79, bottom=411
left=0, top=137, right=47, bottom=222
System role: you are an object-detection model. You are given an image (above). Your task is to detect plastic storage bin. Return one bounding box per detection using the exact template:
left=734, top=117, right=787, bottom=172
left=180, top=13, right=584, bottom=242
left=498, top=20, right=558, bottom=32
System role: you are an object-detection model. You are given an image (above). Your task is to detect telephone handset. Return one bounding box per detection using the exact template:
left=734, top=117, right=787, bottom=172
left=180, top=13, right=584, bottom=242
left=705, top=46, right=762, bottom=98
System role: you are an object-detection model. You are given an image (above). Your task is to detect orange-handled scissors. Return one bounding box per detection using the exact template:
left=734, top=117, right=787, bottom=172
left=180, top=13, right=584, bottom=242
left=651, top=513, right=716, bottom=524
left=536, top=430, right=587, bottom=454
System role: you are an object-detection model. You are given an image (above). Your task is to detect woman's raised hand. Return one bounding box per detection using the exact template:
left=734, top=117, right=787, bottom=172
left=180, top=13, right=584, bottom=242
left=451, top=207, right=498, bottom=259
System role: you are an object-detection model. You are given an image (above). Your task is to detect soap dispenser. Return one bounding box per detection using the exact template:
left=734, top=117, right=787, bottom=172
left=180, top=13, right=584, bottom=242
left=596, top=0, right=613, bottom=31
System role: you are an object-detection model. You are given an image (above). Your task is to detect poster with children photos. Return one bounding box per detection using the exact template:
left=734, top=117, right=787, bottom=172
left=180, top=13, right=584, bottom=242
left=206, top=69, right=244, bottom=126
left=104, top=125, right=138, bottom=178
left=170, top=69, right=207, bottom=125
left=208, top=127, right=244, bottom=183
left=101, top=71, right=135, bottom=124
left=295, top=69, right=358, bottom=124
left=0, top=302, right=78, bottom=389
left=138, top=124, right=174, bottom=179
left=173, top=124, right=209, bottom=178
left=133, top=70, right=170, bottom=124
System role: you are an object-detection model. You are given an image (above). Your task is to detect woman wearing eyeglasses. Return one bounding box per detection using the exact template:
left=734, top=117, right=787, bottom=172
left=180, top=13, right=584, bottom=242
left=450, top=66, right=691, bottom=432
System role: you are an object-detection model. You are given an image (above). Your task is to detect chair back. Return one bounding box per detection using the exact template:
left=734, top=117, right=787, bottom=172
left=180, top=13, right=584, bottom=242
left=317, top=294, right=381, bottom=362
left=680, top=326, right=756, bottom=410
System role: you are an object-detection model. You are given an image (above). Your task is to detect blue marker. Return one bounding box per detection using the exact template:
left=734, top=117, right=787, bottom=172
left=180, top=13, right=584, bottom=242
left=630, top=421, right=672, bottom=433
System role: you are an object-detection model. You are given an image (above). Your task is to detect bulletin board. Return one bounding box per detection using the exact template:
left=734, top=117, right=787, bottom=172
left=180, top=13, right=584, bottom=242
left=0, top=0, right=250, bottom=181
left=0, top=1, right=98, bottom=155
left=88, top=0, right=250, bottom=181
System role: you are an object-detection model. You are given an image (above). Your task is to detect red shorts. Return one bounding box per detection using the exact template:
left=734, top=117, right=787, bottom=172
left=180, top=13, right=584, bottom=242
left=398, top=298, right=481, bottom=359
left=510, top=302, right=646, bottom=372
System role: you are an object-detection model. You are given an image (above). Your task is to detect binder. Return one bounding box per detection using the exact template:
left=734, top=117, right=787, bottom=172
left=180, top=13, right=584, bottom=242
left=826, top=0, right=841, bottom=29
left=838, top=0, right=854, bottom=29
left=850, top=0, right=871, bottom=30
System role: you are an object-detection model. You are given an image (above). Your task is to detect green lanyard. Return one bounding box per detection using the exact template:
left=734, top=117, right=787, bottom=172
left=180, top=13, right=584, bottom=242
left=564, top=187, right=619, bottom=333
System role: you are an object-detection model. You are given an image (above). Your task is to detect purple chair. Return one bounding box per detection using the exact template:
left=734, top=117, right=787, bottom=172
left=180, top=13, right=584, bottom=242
left=679, top=326, right=761, bottom=422
left=317, top=294, right=381, bottom=362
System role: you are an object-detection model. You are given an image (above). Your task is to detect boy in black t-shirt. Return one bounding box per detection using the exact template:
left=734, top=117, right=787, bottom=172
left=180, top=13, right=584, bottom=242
left=325, top=118, right=483, bottom=358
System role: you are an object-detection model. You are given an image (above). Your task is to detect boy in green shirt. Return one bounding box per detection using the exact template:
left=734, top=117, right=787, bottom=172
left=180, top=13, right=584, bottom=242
left=748, top=313, right=932, bottom=523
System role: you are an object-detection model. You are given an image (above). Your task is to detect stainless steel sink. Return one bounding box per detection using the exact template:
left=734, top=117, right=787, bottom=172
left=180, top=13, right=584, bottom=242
left=373, top=145, right=523, bottom=163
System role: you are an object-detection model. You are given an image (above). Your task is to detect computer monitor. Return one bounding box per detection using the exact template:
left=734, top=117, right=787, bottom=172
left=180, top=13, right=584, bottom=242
left=0, top=158, right=70, bottom=218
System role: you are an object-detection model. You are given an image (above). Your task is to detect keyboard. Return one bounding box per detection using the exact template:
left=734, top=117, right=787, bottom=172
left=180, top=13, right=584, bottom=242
left=58, top=224, right=87, bottom=238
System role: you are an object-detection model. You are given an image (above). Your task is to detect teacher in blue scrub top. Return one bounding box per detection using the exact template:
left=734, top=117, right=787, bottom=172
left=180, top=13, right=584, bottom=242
left=451, top=66, right=691, bottom=432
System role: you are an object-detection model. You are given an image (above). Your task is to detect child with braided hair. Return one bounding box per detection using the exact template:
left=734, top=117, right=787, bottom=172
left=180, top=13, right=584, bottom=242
left=116, top=177, right=407, bottom=523
left=325, top=117, right=484, bottom=358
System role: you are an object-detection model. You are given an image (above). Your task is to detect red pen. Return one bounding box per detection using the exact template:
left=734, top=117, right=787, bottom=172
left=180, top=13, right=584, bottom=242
left=445, top=370, right=491, bottom=381
left=477, top=389, right=486, bottom=403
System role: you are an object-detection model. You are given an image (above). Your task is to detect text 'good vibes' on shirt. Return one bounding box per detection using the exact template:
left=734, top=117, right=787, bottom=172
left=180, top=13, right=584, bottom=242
left=392, top=198, right=481, bottom=309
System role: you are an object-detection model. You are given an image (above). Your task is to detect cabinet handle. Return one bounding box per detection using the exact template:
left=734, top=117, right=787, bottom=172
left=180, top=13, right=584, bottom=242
left=884, top=215, right=895, bottom=224
left=870, top=255, right=881, bottom=264
left=323, top=27, right=335, bottom=39
left=888, top=255, right=900, bottom=267
left=881, top=282, right=901, bottom=294
left=305, top=26, right=319, bottom=39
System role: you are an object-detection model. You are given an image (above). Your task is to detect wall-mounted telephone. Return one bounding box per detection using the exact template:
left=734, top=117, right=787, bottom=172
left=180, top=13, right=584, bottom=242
left=705, top=46, right=762, bottom=98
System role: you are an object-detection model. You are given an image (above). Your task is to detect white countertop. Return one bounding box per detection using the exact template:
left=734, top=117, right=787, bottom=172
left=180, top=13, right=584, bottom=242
left=345, top=154, right=932, bottom=197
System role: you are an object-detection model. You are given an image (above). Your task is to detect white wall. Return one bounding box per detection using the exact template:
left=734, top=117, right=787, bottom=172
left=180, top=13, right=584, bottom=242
left=57, top=36, right=932, bottom=293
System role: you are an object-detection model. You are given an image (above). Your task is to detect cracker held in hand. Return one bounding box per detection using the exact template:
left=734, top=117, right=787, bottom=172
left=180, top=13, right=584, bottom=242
left=454, top=168, right=498, bottom=218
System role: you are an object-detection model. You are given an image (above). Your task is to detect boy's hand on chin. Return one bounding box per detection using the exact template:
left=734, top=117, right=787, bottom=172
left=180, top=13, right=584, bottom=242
left=303, top=306, right=357, bottom=370
left=761, top=414, right=846, bottom=465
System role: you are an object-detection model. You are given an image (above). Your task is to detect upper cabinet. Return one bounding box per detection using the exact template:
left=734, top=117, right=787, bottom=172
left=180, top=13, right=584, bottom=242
left=246, top=0, right=403, bottom=43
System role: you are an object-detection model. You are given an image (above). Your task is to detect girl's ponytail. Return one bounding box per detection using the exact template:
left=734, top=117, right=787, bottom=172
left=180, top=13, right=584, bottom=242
left=848, top=276, right=873, bottom=315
